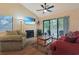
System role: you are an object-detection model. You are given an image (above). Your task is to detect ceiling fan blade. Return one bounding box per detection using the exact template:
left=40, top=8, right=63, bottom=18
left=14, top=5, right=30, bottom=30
left=47, top=5, right=54, bottom=9
left=46, top=5, right=49, bottom=7
left=41, top=5, right=44, bottom=8
left=36, top=9, right=44, bottom=11
left=44, top=3, right=47, bottom=9
left=44, top=3, right=46, bottom=5
left=47, top=10, right=52, bottom=12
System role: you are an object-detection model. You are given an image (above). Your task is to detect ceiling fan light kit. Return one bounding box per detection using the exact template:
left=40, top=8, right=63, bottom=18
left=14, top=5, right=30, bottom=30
left=44, top=10, right=47, bottom=12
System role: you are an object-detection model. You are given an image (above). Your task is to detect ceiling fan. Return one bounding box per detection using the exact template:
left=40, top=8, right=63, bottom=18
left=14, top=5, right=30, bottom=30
left=36, top=3, right=54, bottom=14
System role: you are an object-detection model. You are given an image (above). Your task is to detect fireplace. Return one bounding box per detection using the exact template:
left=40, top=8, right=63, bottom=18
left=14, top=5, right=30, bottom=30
left=26, top=30, right=34, bottom=38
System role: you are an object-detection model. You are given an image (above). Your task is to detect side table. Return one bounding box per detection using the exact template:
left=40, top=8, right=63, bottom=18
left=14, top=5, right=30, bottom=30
left=37, top=36, right=53, bottom=47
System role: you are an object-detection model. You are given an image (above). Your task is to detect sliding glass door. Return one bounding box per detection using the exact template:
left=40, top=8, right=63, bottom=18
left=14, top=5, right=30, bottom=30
left=43, top=20, right=50, bottom=36
left=50, top=19, right=57, bottom=38
left=43, top=16, right=69, bottom=39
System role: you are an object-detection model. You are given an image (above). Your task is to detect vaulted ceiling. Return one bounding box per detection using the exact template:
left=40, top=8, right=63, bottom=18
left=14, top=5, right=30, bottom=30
left=21, top=3, right=79, bottom=17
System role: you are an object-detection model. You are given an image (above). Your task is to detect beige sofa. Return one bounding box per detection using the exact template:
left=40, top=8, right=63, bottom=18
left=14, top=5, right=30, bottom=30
left=0, top=31, right=26, bottom=51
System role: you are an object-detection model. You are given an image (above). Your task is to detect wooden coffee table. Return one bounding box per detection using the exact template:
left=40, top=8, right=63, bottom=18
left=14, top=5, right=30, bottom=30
left=37, top=36, right=53, bottom=47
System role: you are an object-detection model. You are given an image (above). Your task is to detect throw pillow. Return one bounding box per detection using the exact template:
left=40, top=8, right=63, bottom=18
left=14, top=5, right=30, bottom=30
left=76, top=38, right=79, bottom=43
left=65, top=37, right=76, bottom=43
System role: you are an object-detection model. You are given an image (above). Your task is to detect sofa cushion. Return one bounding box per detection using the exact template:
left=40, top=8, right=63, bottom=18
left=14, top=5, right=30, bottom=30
left=64, top=31, right=77, bottom=43
left=64, top=36, right=77, bottom=43
left=0, top=35, right=22, bottom=41
left=6, top=31, right=18, bottom=35
left=65, top=31, right=73, bottom=38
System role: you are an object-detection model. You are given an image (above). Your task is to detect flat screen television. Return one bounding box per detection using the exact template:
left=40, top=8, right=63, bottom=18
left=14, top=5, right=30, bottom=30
left=23, top=17, right=35, bottom=24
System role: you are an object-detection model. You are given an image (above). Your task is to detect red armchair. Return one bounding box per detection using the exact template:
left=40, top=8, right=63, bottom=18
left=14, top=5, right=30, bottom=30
left=49, top=31, right=79, bottom=55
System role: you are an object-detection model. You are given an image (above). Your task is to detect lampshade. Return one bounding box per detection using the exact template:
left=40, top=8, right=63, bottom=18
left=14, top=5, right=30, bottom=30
left=17, top=16, right=24, bottom=20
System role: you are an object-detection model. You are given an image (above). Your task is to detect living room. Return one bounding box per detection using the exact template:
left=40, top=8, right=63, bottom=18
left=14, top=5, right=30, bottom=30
left=0, top=3, right=79, bottom=55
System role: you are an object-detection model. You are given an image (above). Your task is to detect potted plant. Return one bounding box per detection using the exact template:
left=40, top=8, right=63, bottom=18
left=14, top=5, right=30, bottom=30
left=37, top=29, right=42, bottom=37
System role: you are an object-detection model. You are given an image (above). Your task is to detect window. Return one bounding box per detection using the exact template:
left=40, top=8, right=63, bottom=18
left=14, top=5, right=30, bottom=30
left=0, top=16, right=13, bottom=32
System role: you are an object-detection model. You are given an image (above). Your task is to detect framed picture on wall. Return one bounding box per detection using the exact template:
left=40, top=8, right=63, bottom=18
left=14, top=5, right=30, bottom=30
left=23, top=16, right=35, bottom=25
left=0, top=16, right=13, bottom=32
